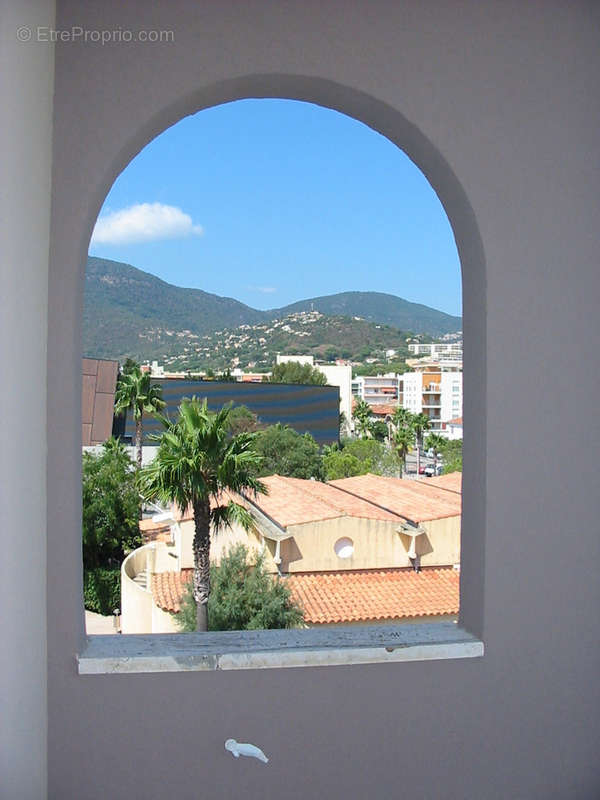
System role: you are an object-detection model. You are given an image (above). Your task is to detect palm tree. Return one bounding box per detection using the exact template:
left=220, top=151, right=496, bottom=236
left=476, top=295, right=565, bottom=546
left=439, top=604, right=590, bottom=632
left=114, top=364, right=166, bottom=469
left=425, top=433, right=446, bottom=472
left=137, top=397, right=267, bottom=631
left=411, top=412, right=431, bottom=476
left=352, top=399, right=373, bottom=439
left=390, top=406, right=413, bottom=432
left=392, top=426, right=415, bottom=477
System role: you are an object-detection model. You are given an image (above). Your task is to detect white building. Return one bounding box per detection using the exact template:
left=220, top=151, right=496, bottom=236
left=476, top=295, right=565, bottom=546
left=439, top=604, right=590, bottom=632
left=408, top=341, right=463, bottom=360
left=352, top=374, right=400, bottom=407
left=445, top=417, right=463, bottom=440
left=319, top=363, right=353, bottom=427
left=401, top=363, right=462, bottom=434
left=276, top=354, right=315, bottom=366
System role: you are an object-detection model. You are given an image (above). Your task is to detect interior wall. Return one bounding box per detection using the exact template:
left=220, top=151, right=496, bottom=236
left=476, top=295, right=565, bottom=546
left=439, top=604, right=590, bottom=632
left=47, top=1, right=599, bottom=798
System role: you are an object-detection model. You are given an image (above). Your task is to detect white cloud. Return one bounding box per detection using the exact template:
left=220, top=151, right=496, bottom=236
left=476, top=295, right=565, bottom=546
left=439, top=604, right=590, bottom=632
left=251, top=286, right=277, bottom=294
left=91, top=202, right=203, bottom=245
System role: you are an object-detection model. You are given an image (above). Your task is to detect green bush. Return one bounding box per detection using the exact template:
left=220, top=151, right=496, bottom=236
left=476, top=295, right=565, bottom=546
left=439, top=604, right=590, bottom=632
left=176, top=544, right=304, bottom=632
left=82, top=438, right=141, bottom=570
left=254, top=423, right=323, bottom=480
left=83, top=568, right=121, bottom=615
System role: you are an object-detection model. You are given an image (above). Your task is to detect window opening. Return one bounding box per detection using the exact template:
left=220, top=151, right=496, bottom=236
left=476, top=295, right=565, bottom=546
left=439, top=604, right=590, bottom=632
left=83, top=98, right=464, bottom=642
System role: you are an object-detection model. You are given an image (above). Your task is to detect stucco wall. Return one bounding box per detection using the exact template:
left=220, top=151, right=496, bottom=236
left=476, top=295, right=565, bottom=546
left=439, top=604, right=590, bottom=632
left=40, top=1, right=600, bottom=798
left=279, top=514, right=459, bottom=572
left=176, top=518, right=270, bottom=570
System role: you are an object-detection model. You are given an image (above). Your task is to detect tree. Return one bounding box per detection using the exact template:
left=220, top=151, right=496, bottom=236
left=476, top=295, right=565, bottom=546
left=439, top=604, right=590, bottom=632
left=392, top=426, right=415, bottom=477
left=254, top=423, right=323, bottom=480
left=326, top=438, right=397, bottom=479
left=114, top=363, right=166, bottom=468
left=226, top=404, right=262, bottom=436
left=424, top=433, right=446, bottom=471
left=411, top=412, right=431, bottom=475
left=266, top=361, right=327, bottom=385
left=352, top=399, right=373, bottom=439
left=323, top=449, right=368, bottom=480
left=175, top=544, right=304, bottom=632
left=82, top=438, right=141, bottom=570
left=121, top=357, right=139, bottom=375
left=425, top=434, right=462, bottom=473
left=390, top=406, right=412, bottom=431
left=82, top=438, right=142, bottom=615
left=138, top=398, right=267, bottom=631
left=370, top=420, right=389, bottom=442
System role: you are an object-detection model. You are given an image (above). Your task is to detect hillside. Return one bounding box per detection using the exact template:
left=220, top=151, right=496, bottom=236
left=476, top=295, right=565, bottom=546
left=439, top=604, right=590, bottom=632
left=83, top=256, right=461, bottom=364
left=275, top=291, right=461, bottom=335
left=84, top=257, right=266, bottom=360
left=166, top=310, right=412, bottom=372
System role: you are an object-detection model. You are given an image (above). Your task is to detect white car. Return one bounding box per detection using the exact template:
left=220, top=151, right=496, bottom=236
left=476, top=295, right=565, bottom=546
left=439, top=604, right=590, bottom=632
left=424, top=464, right=444, bottom=477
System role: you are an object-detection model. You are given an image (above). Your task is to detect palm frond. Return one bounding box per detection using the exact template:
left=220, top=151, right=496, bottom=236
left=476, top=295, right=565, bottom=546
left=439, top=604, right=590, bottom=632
left=210, top=501, right=256, bottom=532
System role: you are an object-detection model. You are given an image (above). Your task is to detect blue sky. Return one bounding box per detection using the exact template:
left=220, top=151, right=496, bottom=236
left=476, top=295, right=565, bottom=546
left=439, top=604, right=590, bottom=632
left=89, top=99, right=461, bottom=317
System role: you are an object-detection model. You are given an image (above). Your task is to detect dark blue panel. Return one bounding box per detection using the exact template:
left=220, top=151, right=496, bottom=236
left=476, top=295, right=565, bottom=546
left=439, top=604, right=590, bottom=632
left=122, top=379, right=340, bottom=446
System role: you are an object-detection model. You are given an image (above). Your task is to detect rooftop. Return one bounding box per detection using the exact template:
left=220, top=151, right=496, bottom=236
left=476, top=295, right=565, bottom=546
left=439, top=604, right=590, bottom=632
left=287, top=567, right=459, bottom=624
left=329, top=473, right=461, bottom=523
left=244, top=474, right=404, bottom=528
left=425, top=472, right=462, bottom=494
left=151, top=566, right=460, bottom=624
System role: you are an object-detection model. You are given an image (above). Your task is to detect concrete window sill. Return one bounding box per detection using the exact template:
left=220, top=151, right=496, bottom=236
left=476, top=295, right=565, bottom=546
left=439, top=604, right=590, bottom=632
left=78, top=622, right=483, bottom=674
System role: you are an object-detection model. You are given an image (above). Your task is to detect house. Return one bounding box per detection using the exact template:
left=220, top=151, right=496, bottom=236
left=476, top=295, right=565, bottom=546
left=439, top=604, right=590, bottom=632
left=444, top=416, right=463, bottom=440
left=123, top=473, right=462, bottom=632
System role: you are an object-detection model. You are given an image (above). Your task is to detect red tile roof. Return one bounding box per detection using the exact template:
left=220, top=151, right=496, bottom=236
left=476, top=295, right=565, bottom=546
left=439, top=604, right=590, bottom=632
left=329, top=473, right=461, bottom=522
left=287, top=567, right=459, bottom=624
left=425, top=471, right=462, bottom=494
left=139, top=517, right=172, bottom=543
left=151, top=567, right=459, bottom=623
left=152, top=569, right=192, bottom=613
left=242, top=474, right=405, bottom=528
left=369, top=404, right=398, bottom=416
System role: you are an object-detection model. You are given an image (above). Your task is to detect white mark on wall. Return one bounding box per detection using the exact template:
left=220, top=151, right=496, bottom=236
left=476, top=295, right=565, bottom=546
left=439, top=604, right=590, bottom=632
left=225, top=738, right=269, bottom=763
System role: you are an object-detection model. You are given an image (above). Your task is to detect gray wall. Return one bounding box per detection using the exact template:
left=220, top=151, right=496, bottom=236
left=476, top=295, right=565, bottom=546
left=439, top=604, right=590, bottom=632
left=0, top=1, right=54, bottom=796
left=42, top=1, right=600, bottom=797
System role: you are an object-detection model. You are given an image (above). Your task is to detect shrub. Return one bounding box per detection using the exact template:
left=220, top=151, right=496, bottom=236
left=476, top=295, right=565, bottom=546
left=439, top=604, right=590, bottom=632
left=82, top=438, right=141, bottom=570
left=83, top=568, right=121, bottom=615
left=176, top=544, right=304, bottom=632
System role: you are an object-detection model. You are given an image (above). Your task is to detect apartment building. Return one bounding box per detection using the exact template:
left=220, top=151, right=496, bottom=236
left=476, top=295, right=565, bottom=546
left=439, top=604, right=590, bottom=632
left=352, top=373, right=401, bottom=406
left=401, top=362, right=462, bottom=433
left=408, top=341, right=463, bottom=360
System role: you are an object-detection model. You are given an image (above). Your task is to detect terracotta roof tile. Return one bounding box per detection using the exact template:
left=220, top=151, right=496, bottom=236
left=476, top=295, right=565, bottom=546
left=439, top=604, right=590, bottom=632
left=151, top=569, right=192, bottom=613
left=152, top=567, right=459, bottom=624
left=329, top=473, right=461, bottom=522
left=368, top=404, right=398, bottom=416
left=286, top=567, right=459, bottom=624
left=425, top=471, right=462, bottom=494
left=242, top=474, right=404, bottom=528
left=139, top=517, right=172, bottom=543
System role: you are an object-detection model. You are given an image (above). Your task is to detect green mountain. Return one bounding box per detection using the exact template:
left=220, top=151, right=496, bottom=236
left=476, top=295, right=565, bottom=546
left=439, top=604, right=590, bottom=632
left=275, top=291, right=461, bottom=335
left=84, top=256, right=461, bottom=364
left=84, top=256, right=266, bottom=360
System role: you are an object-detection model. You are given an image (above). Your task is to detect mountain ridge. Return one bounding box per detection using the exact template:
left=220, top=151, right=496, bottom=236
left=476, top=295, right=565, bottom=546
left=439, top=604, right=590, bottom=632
left=84, top=256, right=461, bottom=363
